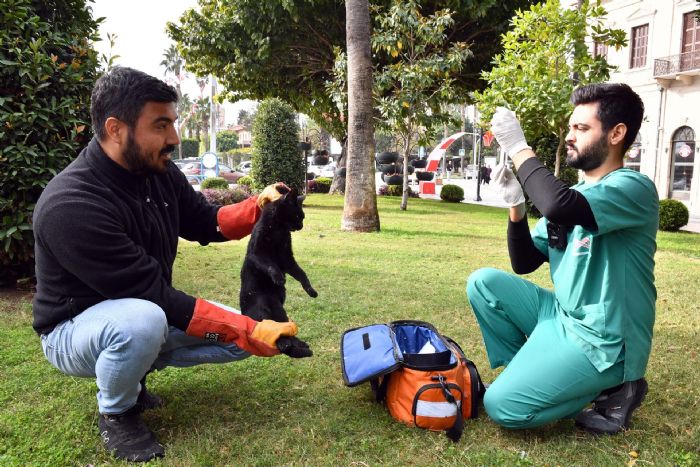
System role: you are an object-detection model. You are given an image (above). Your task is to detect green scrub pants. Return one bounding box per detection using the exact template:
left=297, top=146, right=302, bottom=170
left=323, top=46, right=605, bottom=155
left=466, top=268, right=624, bottom=429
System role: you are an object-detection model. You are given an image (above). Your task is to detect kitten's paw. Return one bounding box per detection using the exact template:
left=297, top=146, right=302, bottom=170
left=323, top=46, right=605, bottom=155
left=305, top=286, right=318, bottom=298
left=269, top=268, right=285, bottom=285
left=276, top=336, right=313, bottom=358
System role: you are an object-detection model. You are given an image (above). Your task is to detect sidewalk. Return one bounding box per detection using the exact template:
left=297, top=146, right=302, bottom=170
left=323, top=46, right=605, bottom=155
left=379, top=173, right=700, bottom=234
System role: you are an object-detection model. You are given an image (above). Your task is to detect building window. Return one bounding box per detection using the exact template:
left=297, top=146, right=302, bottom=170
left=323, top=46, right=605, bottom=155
left=593, top=42, right=608, bottom=59
left=630, top=24, right=649, bottom=68
left=670, top=126, right=695, bottom=196
left=680, top=12, right=700, bottom=71
left=625, top=134, right=642, bottom=172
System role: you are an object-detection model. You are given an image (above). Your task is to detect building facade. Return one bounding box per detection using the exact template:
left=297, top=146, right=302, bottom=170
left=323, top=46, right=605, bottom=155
left=595, top=0, right=699, bottom=219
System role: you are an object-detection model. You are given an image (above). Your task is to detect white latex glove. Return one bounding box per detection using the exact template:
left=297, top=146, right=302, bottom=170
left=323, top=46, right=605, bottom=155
left=492, top=163, right=525, bottom=207
left=490, top=107, right=531, bottom=158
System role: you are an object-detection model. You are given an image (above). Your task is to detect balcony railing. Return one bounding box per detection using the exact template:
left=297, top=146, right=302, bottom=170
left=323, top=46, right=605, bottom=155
left=653, top=50, right=700, bottom=77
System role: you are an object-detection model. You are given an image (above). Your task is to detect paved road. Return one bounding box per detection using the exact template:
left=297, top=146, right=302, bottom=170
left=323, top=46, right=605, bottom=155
left=377, top=172, right=700, bottom=234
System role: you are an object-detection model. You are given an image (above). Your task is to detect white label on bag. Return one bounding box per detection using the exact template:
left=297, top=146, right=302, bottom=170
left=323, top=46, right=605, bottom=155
left=415, top=400, right=458, bottom=418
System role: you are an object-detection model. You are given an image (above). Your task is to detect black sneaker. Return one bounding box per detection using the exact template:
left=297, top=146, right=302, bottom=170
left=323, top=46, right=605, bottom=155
left=98, top=407, right=165, bottom=462
left=135, top=377, right=164, bottom=412
left=575, top=378, right=648, bottom=435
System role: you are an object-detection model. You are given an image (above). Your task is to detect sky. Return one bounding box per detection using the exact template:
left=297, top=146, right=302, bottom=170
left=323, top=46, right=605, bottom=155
left=90, top=0, right=255, bottom=125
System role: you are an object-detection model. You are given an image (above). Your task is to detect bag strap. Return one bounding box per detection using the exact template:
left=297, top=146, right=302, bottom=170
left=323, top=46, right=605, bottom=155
left=434, top=375, right=463, bottom=442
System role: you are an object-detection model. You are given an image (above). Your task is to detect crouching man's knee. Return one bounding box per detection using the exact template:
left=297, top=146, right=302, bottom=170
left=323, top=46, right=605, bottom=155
left=483, top=384, right=536, bottom=429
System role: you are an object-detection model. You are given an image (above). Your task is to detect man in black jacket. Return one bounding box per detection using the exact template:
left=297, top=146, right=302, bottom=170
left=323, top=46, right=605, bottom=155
left=466, top=84, right=657, bottom=434
left=33, top=67, right=302, bottom=462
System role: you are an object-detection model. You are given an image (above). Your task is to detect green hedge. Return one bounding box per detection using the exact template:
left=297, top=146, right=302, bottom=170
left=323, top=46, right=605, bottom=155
left=250, top=98, right=303, bottom=191
left=180, top=138, right=199, bottom=159
left=658, top=199, right=689, bottom=232
left=200, top=177, right=229, bottom=190
left=0, top=0, right=100, bottom=286
left=440, top=184, right=464, bottom=202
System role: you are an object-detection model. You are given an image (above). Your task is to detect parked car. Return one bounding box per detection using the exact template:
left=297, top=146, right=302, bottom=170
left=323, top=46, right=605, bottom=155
left=218, top=164, right=246, bottom=183
left=237, top=160, right=252, bottom=174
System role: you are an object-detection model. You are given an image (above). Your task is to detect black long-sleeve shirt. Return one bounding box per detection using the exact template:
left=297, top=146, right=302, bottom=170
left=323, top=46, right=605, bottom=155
left=32, top=138, right=251, bottom=334
left=507, top=158, right=598, bottom=274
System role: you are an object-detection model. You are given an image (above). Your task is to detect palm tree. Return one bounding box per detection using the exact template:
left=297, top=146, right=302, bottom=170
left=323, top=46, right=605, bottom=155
left=161, top=44, right=185, bottom=157
left=342, top=0, right=380, bottom=232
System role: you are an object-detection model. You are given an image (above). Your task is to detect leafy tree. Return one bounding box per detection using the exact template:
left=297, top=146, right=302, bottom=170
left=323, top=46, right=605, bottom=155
left=161, top=44, right=187, bottom=158
left=0, top=0, right=100, bottom=286
left=250, top=98, right=304, bottom=192
left=216, top=130, right=238, bottom=153
left=372, top=0, right=472, bottom=210
left=236, top=109, right=255, bottom=128
left=168, top=0, right=533, bottom=143
left=475, top=0, right=626, bottom=176
left=343, top=0, right=380, bottom=232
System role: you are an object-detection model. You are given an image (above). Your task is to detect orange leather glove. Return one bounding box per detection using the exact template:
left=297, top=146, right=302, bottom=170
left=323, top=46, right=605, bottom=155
left=217, top=196, right=260, bottom=240
left=186, top=299, right=298, bottom=357
left=257, top=182, right=289, bottom=209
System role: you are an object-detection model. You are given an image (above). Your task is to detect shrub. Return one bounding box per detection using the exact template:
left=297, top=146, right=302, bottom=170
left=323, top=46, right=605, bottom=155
left=237, top=175, right=252, bottom=187
left=307, top=178, right=332, bottom=194
left=314, top=177, right=332, bottom=193
left=0, top=0, right=100, bottom=286
left=201, top=186, right=252, bottom=206
left=200, top=177, right=229, bottom=190
left=250, top=98, right=304, bottom=191
left=378, top=185, right=419, bottom=197
left=180, top=138, right=200, bottom=159
left=216, top=130, right=238, bottom=152
left=440, top=184, right=464, bottom=202
left=659, top=199, right=689, bottom=231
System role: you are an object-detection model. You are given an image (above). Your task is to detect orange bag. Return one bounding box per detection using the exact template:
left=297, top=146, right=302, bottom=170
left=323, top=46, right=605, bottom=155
left=341, top=321, right=484, bottom=442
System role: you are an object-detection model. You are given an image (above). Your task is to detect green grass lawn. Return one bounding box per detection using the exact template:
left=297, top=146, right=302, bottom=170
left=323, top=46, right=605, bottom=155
left=1, top=194, right=699, bottom=466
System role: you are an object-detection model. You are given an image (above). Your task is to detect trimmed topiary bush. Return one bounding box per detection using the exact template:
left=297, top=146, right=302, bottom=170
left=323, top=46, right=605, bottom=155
left=313, top=177, right=332, bottom=193
left=236, top=175, right=252, bottom=187
left=180, top=138, right=200, bottom=159
left=659, top=199, right=689, bottom=231
left=1, top=0, right=100, bottom=286
left=200, top=177, right=229, bottom=190
left=201, top=186, right=252, bottom=206
left=378, top=185, right=418, bottom=197
left=440, top=184, right=464, bottom=203
left=250, top=98, right=304, bottom=191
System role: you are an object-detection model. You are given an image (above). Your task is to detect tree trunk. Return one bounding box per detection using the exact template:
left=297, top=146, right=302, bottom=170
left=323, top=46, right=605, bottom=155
left=400, top=136, right=410, bottom=210
left=555, top=128, right=565, bottom=178
left=342, top=0, right=380, bottom=232
left=329, top=137, right=347, bottom=194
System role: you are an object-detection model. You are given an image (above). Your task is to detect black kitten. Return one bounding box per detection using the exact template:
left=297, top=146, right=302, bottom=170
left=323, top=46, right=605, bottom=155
left=239, top=186, right=317, bottom=358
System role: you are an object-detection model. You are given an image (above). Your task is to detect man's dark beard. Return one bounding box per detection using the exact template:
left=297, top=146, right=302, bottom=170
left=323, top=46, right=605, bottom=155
left=122, top=132, right=175, bottom=176
left=566, top=135, right=608, bottom=171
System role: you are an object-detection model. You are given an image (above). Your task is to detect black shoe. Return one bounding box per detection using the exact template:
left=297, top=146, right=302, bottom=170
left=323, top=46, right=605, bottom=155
left=98, top=407, right=165, bottom=462
left=575, top=378, right=648, bottom=435
left=135, top=377, right=164, bottom=412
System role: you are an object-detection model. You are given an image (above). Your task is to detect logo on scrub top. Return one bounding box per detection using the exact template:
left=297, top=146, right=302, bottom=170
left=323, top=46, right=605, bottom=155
left=573, top=237, right=591, bottom=256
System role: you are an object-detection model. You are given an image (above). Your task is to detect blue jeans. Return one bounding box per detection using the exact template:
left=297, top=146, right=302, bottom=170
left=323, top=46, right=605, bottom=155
left=40, top=298, right=249, bottom=414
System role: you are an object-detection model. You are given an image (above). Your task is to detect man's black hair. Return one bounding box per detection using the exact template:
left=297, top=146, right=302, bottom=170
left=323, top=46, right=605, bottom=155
left=90, top=67, right=178, bottom=140
left=571, top=83, right=644, bottom=153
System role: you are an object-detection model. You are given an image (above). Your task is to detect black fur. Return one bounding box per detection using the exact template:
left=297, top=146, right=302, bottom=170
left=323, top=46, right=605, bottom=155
left=239, top=186, right=317, bottom=358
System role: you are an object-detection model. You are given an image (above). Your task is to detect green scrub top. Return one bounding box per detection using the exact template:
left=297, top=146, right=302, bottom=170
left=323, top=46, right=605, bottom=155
left=531, top=169, right=659, bottom=381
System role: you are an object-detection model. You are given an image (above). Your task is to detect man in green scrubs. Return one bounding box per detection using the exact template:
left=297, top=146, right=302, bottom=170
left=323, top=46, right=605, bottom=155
left=467, top=83, right=658, bottom=433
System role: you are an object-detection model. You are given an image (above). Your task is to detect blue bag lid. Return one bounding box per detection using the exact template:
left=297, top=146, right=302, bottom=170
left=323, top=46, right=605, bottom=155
left=340, top=324, right=402, bottom=386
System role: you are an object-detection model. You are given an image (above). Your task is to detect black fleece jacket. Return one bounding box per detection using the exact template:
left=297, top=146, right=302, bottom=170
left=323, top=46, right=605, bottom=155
left=32, top=138, right=227, bottom=335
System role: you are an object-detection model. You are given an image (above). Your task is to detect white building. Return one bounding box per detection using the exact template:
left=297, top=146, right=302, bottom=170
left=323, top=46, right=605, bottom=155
left=596, top=0, right=699, bottom=219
